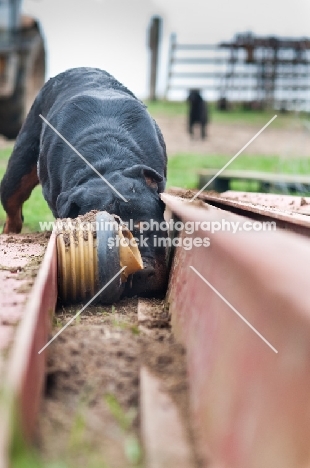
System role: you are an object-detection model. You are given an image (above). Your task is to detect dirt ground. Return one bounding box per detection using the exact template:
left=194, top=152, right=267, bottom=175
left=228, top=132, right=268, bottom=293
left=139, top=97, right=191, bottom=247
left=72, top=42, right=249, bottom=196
left=155, top=115, right=310, bottom=158
left=37, top=298, right=204, bottom=468
left=2, top=115, right=310, bottom=160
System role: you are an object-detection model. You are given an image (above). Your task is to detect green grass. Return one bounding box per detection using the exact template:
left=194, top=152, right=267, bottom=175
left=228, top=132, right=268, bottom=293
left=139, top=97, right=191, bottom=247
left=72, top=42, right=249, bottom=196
left=145, top=100, right=309, bottom=129
left=1, top=146, right=310, bottom=232
left=9, top=401, right=68, bottom=468
left=167, top=153, right=310, bottom=190
left=10, top=388, right=132, bottom=468
left=104, top=394, right=142, bottom=466
left=0, top=146, right=54, bottom=232
left=145, top=100, right=187, bottom=117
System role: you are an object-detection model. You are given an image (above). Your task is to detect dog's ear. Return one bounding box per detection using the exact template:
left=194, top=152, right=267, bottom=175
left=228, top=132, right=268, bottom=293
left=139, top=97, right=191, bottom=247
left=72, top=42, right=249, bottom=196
left=123, top=164, right=164, bottom=192
left=56, top=191, right=81, bottom=218
left=56, top=185, right=120, bottom=218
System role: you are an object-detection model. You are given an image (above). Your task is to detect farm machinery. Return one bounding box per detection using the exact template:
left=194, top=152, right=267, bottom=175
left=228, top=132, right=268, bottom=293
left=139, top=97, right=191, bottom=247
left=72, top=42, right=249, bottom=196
left=0, top=0, right=45, bottom=139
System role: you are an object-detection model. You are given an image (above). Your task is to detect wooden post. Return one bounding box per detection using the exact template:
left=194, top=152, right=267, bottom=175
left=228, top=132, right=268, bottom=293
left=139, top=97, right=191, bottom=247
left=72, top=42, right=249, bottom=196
left=148, top=16, right=162, bottom=101
left=164, top=32, right=177, bottom=100
left=9, top=0, right=22, bottom=30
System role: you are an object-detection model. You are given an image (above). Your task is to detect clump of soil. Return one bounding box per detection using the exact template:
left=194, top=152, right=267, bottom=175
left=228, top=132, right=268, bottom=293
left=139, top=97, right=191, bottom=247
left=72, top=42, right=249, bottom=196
left=56, top=212, right=98, bottom=248
left=76, top=210, right=99, bottom=223
left=0, top=233, right=49, bottom=306
left=56, top=211, right=122, bottom=248
left=13, top=255, right=45, bottom=293
left=166, top=188, right=215, bottom=212
left=167, top=188, right=197, bottom=199
left=4, top=231, right=51, bottom=245
left=36, top=298, right=204, bottom=468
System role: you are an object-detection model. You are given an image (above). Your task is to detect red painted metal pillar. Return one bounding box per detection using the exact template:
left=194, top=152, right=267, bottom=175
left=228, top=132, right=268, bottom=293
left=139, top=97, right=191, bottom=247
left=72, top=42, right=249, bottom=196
left=163, top=193, right=310, bottom=468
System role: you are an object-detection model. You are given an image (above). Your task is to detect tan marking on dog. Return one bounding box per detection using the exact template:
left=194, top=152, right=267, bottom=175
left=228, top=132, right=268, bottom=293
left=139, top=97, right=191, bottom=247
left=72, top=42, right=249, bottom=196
left=3, top=166, right=39, bottom=234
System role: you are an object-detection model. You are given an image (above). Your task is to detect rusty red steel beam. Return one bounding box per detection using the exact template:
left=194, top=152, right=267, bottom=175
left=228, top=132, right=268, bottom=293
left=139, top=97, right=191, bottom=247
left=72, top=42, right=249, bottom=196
left=162, top=193, right=310, bottom=468
left=0, top=232, right=57, bottom=468
left=140, top=366, right=194, bottom=468
left=168, top=187, right=310, bottom=238
left=221, top=191, right=310, bottom=215
left=199, top=192, right=310, bottom=237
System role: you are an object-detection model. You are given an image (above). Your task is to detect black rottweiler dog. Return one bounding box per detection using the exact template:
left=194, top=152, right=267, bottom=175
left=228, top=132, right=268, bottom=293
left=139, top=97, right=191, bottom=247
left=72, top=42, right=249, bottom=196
left=0, top=67, right=168, bottom=296
left=187, top=89, right=208, bottom=139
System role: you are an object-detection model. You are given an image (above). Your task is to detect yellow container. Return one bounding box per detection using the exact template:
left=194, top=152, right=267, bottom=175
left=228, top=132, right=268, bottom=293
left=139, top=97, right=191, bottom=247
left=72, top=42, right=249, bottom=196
left=56, top=211, right=143, bottom=304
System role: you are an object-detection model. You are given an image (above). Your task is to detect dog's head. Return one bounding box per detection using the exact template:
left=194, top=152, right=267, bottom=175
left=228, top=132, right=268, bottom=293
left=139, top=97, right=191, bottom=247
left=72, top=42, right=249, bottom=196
left=56, top=164, right=166, bottom=223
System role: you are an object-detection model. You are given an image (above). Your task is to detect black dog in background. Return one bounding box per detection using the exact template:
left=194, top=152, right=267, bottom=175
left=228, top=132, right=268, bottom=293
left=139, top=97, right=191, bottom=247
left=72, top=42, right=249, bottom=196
left=187, top=89, right=208, bottom=139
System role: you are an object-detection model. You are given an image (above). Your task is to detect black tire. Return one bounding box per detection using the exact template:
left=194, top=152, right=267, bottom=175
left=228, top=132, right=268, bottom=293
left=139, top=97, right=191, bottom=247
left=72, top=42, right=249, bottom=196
left=0, top=23, right=46, bottom=140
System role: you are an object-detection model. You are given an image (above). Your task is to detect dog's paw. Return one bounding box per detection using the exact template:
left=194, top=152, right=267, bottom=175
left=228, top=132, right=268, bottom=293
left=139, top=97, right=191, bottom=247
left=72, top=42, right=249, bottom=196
left=3, top=216, right=22, bottom=234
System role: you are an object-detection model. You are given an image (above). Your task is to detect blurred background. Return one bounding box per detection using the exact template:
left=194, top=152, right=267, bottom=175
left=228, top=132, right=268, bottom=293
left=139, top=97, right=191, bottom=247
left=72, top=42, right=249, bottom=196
left=0, top=0, right=310, bottom=231
left=22, top=0, right=310, bottom=100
